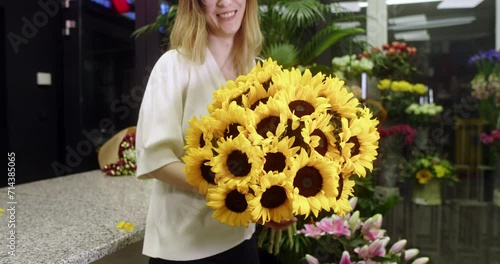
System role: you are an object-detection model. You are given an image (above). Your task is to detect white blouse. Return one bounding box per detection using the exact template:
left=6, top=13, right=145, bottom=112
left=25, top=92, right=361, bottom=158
left=135, top=48, right=255, bottom=260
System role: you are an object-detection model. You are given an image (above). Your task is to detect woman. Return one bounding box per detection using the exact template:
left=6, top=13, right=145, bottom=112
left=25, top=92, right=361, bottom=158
left=136, top=0, right=294, bottom=263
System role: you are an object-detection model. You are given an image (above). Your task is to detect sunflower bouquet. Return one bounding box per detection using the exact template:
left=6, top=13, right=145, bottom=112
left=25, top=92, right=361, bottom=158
left=182, top=59, right=380, bottom=229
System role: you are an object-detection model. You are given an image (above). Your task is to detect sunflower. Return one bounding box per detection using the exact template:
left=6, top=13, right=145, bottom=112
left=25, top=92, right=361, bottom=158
left=211, top=134, right=264, bottom=188
left=292, top=150, right=340, bottom=218
left=209, top=80, right=252, bottom=113
left=184, top=116, right=215, bottom=150
left=416, top=169, right=433, bottom=184
left=272, top=68, right=325, bottom=92
left=338, top=117, right=379, bottom=177
left=183, top=147, right=216, bottom=195
left=210, top=101, right=252, bottom=140
left=273, top=71, right=330, bottom=125
left=246, top=97, right=294, bottom=144
left=248, top=172, right=294, bottom=223
left=319, top=76, right=360, bottom=121
left=248, top=58, right=283, bottom=91
left=260, top=136, right=300, bottom=176
left=241, top=80, right=279, bottom=110
left=300, top=113, right=339, bottom=160
left=357, top=103, right=384, bottom=129
left=330, top=173, right=356, bottom=216
left=206, top=183, right=254, bottom=227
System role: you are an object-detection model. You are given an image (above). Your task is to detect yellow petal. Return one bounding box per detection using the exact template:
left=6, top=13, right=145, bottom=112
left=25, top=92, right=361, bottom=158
left=124, top=222, right=135, bottom=231
left=116, top=221, right=126, bottom=229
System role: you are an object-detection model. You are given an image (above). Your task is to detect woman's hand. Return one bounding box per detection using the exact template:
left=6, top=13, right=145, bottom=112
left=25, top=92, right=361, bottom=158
left=260, top=217, right=297, bottom=230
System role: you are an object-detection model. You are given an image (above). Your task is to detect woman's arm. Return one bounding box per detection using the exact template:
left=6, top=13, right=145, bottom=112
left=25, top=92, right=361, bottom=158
left=149, top=162, right=198, bottom=193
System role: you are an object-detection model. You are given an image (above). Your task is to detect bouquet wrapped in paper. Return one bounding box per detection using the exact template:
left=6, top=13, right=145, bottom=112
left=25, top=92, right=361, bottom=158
left=182, top=59, right=380, bottom=227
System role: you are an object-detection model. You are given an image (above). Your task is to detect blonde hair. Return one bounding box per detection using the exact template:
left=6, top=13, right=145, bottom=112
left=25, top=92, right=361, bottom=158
left=169, top=0, right=262, bottom=75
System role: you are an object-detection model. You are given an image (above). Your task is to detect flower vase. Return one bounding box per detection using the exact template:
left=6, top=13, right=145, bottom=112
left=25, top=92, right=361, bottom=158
left=374, top=137, right=403, bottom=202
left=412, top=180, right=442, bottom=206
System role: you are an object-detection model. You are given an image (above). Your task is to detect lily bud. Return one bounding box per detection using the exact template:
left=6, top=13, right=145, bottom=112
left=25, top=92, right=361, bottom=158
left=411, top=257, right=430, bottom=264
left=404, top=248, right=420, bottom=261
left=389, top=239, right=407, bottom=254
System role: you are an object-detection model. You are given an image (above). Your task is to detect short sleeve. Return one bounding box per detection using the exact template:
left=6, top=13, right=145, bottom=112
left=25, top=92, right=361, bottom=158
left=135, top=50, right=188, bottom=179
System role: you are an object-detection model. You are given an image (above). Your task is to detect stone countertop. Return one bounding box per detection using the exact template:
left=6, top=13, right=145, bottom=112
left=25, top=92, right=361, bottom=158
left=0, top=170, right=152, bottom=264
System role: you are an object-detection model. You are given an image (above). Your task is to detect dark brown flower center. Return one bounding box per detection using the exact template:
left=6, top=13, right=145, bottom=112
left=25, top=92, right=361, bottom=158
left=285, top=119, right=307, bottom=149
left=227, top=150, right=251, bottom=177
left=312, top=129, right=328, bottom=156
left=261, top=186, right=287, bottom=208
left=200, top=161, right=215, bottom=184
left=336, top=177, right=344, bottom=200
left=199, top=134, right=206, bottom=148
left=348, top=137, right=360, bottom=156
left=225, top=190, right=248, bottom=213
left=264, top=152, right=286, bottom=173
left=262, top=79, right=272, bottom=91
left=250, top=97, right=269, bottom=110
left=289, top=100, right=315, bottom=117
left=294, top=166, right=323, bottom=197
left=256, top=116, right=280, bottom=137
left=232, top=95, right=244, bottom=106
left=224, top=123, right=241, bottom=139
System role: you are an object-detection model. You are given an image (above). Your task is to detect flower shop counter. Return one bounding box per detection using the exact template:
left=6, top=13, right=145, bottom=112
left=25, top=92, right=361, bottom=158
left=0, top=170, right=151, bottom=264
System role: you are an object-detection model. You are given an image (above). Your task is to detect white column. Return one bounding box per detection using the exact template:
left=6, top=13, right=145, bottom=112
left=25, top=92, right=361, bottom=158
left=367, top=0, right=388, bottom=49
left=496, top=0, right=500, bottom=49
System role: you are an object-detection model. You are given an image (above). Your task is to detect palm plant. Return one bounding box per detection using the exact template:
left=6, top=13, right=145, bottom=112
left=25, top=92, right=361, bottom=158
left=259, top=0, right=364, bottom=68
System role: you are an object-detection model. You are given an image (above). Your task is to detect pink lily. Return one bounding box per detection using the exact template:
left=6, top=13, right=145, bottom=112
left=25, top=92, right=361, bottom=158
left=316, top=217, right=350, bottom=237
left=389, top=239, right=407, bottom=254
left=298, top=223, right=323, bottom=239
left=354, top=244, right=369, bottom=259
left=339, top=251, right=352, bottom=264
left=367, top=237, right=389, bottom=257
left=305, top=254, right=319, bottom=264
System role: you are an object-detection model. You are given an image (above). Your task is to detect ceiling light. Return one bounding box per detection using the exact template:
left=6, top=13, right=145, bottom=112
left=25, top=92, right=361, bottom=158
left=358, top=0, right=441, bottom=7
left=437, top=0, right=484, bottom=9
left=388, top=16, right=476, bottom=31
left=389, top=14, right=427, bottom=25
left=394, top=30, right=430, bottom=41
left=334, top=22, right=362, bottom=29
left=386, top=0, right=441, bottom=5
left=332, top=2, right=362, bottom=12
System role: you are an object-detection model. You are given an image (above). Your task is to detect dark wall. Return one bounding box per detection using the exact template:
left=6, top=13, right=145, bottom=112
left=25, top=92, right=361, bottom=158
left=1, top=6, right=6, bottom=155
left=3, top=0, right=142, bottom=187
left=4, top=1, right=63, bottom=185
left=133, top=0, right=161, bottom=124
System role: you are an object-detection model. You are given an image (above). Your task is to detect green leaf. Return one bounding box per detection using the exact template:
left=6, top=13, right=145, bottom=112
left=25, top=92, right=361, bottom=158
left=262, top=43, right=299, bottom=69
left=301, top=26, right=365, bottom=65
left=282, top=0, right=327, bottom=29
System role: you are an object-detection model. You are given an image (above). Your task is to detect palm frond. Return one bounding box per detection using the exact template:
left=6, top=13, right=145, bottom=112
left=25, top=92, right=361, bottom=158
left=261, top=43, right=299, bottom=69
left=282, top=0, right=329, bottom=29
left=300, top=26, right=365, bottom=65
